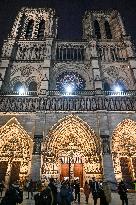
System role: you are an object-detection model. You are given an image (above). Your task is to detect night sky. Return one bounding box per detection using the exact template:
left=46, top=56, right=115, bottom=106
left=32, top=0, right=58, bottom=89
left=0, top=0, right=136, bottom=54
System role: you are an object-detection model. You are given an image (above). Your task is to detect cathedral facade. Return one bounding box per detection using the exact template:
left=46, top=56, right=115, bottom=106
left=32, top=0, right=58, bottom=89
left=0, top=7, right=136, bottom=188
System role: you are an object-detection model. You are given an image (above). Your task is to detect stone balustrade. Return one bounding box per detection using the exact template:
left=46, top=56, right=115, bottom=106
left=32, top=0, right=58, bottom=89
left=0, top=90, right=135, bottom=112
left=56, top=41, right=86, bottom=62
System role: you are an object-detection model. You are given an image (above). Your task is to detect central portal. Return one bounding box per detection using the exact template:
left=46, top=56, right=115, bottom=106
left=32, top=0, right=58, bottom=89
left=42, top=115, right=102, bottom=185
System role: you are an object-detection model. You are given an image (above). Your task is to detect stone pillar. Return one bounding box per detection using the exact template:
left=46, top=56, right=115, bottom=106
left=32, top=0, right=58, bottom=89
left=86, top=40, right=103, bottom=90
left=92, top=57, right=103, bottom=90
left=30, top=135, right=42, bottom=181
left=5, top=163, right=12, bottom=188
left=101, top=135, right=117, bottom=190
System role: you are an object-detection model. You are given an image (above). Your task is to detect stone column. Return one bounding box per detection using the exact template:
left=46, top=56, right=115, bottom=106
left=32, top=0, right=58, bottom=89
left=101, top=135, right=117, bottom=190
left=87, top=40, right=103, bottom=90
left=30, top=135, right=43, bottom=181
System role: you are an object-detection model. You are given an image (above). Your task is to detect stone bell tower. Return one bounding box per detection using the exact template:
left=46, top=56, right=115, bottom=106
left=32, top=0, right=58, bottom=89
left=82, top=10, right=136, bottom=91
left=0, top=7, right=58, bottom=93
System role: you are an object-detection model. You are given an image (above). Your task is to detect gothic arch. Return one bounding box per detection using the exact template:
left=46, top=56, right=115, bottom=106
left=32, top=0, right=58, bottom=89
left=112, top=119, right=136, bottom=181
left=42, top=115, right=102, bottom=182
left=0, top=117, right=33, bottom=184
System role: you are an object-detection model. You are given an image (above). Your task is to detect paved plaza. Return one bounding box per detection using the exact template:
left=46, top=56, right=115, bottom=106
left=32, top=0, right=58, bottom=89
left=9, top=191, right=136, bottom=205
left=0, top=191, right=136, bottom=205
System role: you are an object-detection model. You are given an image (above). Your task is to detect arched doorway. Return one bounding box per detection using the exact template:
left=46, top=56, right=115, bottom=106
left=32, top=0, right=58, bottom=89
left=0, top=117, right=33, bottom=185
left=42, top=115, right=102, bottom=186
left=112, top=119, right=136, bottom=183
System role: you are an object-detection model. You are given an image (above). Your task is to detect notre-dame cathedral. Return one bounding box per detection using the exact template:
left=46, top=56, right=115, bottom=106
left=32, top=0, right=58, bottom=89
left=0, top=7, right=136, bottom=188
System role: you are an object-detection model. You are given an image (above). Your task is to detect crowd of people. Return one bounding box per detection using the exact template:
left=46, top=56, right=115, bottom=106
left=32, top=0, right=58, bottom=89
left=0, top=177, right=131, bottom=205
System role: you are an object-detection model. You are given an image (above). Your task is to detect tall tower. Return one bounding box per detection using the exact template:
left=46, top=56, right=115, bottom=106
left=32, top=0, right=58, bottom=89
left=0, top=7, right=58, bottom=93
left=82, top=10, right=136, bottom=91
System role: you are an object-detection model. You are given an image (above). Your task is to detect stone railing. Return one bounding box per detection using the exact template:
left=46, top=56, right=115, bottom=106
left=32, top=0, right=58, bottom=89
left=56, top=41, right=86, bottom=62
left=0, top=90, right=135, bottom=112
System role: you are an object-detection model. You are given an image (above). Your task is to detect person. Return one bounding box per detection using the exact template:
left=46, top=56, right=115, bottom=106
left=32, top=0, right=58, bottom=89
left=90, top=177, right=100, bottom=205
left=38, top=182, right=53, bottom=205
left=74, top=179, right=80, bottom=203
left=83, top=181, right=90, bottom=204
left=26, top=179, right=34, bottom=199
left=0, top=181, right=5, bottom=197
left=56, top=179, right=61, bottom=205
left=0, top=182, right=23, bottom=205
left=48, top=178, right=57, bottom=205
left=60, top=181, right=73, bottom=205
left=118, top=180, right=128, bottom=205
left=34, top=192, right=41, bottom=205
left=99, top=180, right=111, bottom=205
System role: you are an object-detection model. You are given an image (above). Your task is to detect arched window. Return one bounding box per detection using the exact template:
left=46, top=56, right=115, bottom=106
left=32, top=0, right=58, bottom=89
left=105, top=20, right=112, bottom=39
left=25, top=19, right=34, bottom=39
left=28, top=81, right=37, bottom=91
left=112, top=80, right=127, bottom=91
left=94, top=20, right=101, bottom=39
left=103, top=81, right=111, bottom=91
left=13, top=82, right=24, bottom=92
left=37, top=19, right=45, bottom=40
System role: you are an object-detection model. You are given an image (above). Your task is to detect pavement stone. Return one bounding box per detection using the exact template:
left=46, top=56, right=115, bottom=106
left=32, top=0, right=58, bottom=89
left=20, top=191, right=136, bottom=205
left=0, top=191, right=136, bottom=205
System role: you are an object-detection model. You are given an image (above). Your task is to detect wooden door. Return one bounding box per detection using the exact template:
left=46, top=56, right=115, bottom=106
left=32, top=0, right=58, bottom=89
left=60, top=164, right=69, bottom=181
left=74, top=163, right=83, bottom=187
left=0, top=161, right=8, bottom=182
left=120, top=157, right=132, bottom=181
left=10, top=161, right=21, bottom=184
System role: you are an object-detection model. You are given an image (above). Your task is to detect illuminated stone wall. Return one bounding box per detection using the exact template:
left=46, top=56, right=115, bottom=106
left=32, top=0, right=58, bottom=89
left=0, top=117, right=33, bottom=185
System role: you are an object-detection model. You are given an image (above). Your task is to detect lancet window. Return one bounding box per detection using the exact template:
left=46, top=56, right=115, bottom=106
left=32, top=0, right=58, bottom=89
left=103, top=81, right=111, bottom=91
left=13, top=82, right=23, bottom=92
left=37, top=19, right=45, bottom=40
left=25, top=19, right=34, bottom=39
left=94, top=20, right=101, bottom=39
left=28, top=81, right=37, bottom=91
left=104, top=20, right=112, bottom=39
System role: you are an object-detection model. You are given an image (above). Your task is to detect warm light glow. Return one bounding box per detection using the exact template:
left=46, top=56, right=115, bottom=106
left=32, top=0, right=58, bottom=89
left=0, top=117, right=33, bottom=183
left=18, top=86, right=25, bottom=94
left=112, top=119, right=136, bottom=181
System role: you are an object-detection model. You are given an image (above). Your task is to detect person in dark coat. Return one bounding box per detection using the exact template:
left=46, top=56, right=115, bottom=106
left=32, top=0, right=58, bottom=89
left=48, top=178, right=57, bottom=205
left=90, top=177, right=100, bottom=205
left=26, top=179, right=34, bottom=199
left=1, top=183, right=23, bottom=205
left=99, top=180, right=111, bottom=205
left=0, top=181, right=5, bottom=197
left=74, top=179, right=80, bottom=203
left=60, top=181, right=73, bottom=205
left=118, top=180, right=128, bottom=205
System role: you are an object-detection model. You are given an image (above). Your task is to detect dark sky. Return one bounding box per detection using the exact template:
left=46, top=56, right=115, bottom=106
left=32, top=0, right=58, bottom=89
left=0, top=0, right=136, bottom=54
